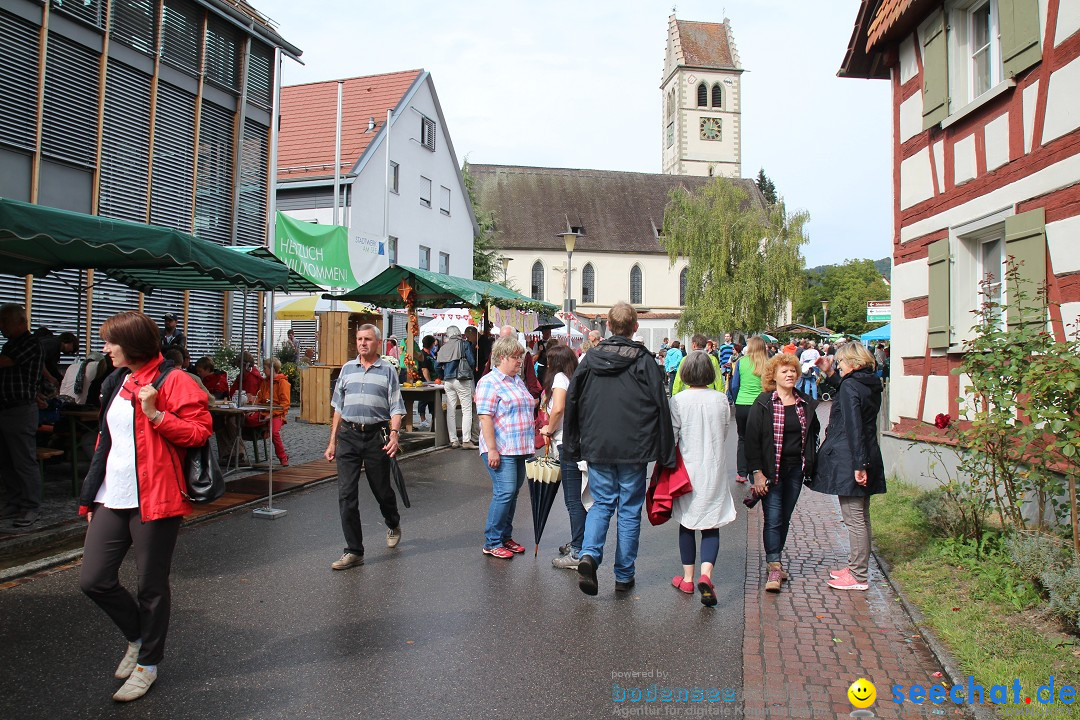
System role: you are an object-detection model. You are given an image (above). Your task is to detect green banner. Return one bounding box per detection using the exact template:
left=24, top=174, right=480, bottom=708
left=274, top=213, right=357, bottom=288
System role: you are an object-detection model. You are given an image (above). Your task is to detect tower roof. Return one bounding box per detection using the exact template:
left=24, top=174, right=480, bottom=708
left=672, top=17, right=741, bottom=71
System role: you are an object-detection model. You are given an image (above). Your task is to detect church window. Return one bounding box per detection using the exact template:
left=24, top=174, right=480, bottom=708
left=531, top=261, right=545, bottom=301
left=582, top=263, right=595, bottom=303
left=679, top=267, right=689, bottom=305
left=711, top=83, right=723, bottom=108
left=630, top=265, right=643, bottom=304
left=697, top=82, right=708, bottom=107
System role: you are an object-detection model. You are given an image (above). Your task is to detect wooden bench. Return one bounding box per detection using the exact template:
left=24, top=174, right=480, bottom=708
left=37, top=447, right=65, bottom=482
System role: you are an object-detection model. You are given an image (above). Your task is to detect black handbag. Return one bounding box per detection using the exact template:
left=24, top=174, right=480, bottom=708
left=153, top=367, right=225, bottom=504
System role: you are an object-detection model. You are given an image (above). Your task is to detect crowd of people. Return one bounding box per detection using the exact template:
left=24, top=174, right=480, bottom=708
left=0, top=300, right=890, bottom=704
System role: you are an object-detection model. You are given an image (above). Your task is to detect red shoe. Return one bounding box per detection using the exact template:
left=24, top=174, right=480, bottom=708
left=672, top=576, right=694, bottom=594
left=483, top=546, right=514, bottom=559
left=827, top=568, right=868, bottom=591
left=502, top=539, right=525, bottom=554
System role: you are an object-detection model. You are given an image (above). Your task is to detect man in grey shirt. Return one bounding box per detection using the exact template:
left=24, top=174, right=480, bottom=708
left=324, top=324, right=406, bottom=570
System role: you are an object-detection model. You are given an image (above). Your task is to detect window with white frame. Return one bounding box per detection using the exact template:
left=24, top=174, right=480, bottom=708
left=440, top=185, right=450, bottom=215
left=389, top=161, right=399, bottom=193
left=949, top=0, right=1003, bottom=107
left=419, top=245, right=430, bottom=271
left=420, top=176, right=431, bottom=208
left=952, top=214, right=1008, bottom=344
left=439, top=251, right=449, bottom=274
left=388, top=236, right=397, bottom=264
left=420, top=115, right=436, bottom=151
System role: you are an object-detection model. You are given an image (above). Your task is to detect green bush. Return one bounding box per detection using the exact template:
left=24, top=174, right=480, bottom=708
left=1006, top=532, right=1080, bottom=630
left=914, top=488, right=964, bottom=538
left=276, top=341, right=298, bottom=365
left=1044, top=563, right=1080, bottom=631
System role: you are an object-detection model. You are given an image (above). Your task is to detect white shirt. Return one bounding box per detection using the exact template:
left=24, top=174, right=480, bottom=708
left=544, top=372, right=571, bottom=446
left=94, top=394, right=139, bottom=509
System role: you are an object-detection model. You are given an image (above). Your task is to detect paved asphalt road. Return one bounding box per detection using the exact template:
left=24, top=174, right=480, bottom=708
left=0, top=425, right=746, bottom=720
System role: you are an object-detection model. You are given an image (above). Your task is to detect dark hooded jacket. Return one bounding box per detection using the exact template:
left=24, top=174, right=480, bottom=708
left=562, top=335, right=675, bottom=467
left=811, top=368, right=886, bottom=496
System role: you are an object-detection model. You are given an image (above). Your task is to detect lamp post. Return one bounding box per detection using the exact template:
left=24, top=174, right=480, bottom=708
left=501, top=256, right=510, bottom=284
left=558, top=231, right=580, bottom=340
left=821, top=300, right=830, bottom=332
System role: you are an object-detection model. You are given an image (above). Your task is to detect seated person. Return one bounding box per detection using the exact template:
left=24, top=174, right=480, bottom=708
left=229, top=352, right=263, bottom=401
left=248, top=358, right=290, bottom=466
left=165, top=349, right=211, bottom=399
left=194, top=356, right=229, bottom=399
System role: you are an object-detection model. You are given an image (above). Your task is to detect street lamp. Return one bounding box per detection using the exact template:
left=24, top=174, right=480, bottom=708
left=558, top=231, right=581, bottom=340
left=501, top=256, right=510, bottom=284
left=821, top=300, right=830, bottom=332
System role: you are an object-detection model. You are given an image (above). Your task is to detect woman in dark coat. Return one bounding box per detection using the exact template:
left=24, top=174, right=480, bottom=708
left=745, top=353, right=820, bottom=593
left=812, top=342, right=885, bottom=592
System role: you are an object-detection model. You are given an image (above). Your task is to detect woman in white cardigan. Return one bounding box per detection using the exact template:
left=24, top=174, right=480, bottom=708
left=669, top=351, right=735, bottom=607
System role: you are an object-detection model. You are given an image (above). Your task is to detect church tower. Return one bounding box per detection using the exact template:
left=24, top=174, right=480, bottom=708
left=661, top=15, right=743, bottom=177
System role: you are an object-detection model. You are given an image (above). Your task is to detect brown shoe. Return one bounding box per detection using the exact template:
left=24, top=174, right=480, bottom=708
left=331, top=552, right=364, bottom=570
left=765, top=562, right=783, bottom=593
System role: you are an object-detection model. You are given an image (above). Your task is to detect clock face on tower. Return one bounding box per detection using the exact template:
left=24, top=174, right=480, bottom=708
left=699, top=117, right=722, bottom=141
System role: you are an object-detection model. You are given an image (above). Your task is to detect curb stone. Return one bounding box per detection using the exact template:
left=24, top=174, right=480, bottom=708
left=872, top=548, right=999, bottom=720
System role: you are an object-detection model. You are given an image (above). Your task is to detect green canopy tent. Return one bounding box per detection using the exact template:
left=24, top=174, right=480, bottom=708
left=0, top=197, right=296, bottom=293
left=325, top=264, right=557, bottom=312
left=326, top=265, right=556, bottom=380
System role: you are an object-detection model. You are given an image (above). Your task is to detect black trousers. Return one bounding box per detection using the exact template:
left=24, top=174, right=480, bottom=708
left=734, top=403, right=752, bottom=477
left=336, top=426, right=400, bottom=556
left=79, top=506, right=182, bottom=666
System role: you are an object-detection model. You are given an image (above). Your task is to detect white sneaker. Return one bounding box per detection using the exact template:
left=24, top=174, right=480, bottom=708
left=113, top=665, right=156, bottom=702
left=114, top=640, right=141, bottom=679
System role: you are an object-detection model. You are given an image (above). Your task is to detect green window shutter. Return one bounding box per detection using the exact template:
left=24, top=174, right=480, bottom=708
left=928, top=238, right=952, bottom=349
left=1004, top=208, right=1046, bottom=327
left=922, top=10, right=950, bottom=130
left=1000, top=0, right=1042, bottom=79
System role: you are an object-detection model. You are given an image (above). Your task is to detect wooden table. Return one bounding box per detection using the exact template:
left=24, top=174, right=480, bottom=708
left=400, top=385, right=449, bottom=448
left=209, top=404, right=271, bottom=475
left=60, top=407, right=99, bottom=495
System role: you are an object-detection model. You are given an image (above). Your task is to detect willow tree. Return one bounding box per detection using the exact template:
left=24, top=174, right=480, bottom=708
left=661, top=178, right=808, bottom=335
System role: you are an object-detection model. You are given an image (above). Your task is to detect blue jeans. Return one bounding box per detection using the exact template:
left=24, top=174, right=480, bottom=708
left=581, top=463, right=647, bottom=582
left=558, top=444, right=586, bottom=555
left=797, top=372, right=818, bottom=399
left=761, top=462, right=804, bottom=563
left=482, top=453, right=527, bottom=549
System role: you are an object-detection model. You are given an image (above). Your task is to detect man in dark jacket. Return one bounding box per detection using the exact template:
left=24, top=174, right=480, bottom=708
left=563, top=302, right=675, bottom=596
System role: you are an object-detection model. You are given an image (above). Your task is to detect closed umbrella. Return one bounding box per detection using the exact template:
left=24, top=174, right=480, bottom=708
left=389, top=456, right=411, bottom=508
left=526, top=446, right=562, bottom=556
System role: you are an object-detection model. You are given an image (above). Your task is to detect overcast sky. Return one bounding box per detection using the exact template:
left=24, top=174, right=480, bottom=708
left=254, top=0, right=893, bottom=267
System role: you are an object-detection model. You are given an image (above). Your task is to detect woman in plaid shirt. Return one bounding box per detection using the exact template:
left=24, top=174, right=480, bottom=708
left=475, top=336, right=537, bottom=559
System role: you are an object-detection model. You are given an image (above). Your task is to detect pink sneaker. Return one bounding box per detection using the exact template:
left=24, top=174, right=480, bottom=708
left=829, top=568, right=845, bottom=579
left=828, top=568, right=868, bottom=591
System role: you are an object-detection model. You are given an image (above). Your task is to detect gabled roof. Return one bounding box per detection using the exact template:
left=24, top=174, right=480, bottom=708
left=277, top=70, right=423, bottom=181
left=468, top=165, right=764, bottom=254
left=674, top=18, right=741, bottom=70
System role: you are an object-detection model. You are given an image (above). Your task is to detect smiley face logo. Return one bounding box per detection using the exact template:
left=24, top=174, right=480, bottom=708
left=848, top=678, right=876, bottom=708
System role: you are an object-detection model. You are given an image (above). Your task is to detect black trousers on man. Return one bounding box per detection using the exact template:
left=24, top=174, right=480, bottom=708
left=336, top=425, right=400, bottom=556
left=79, top=506, right=182, bottom=666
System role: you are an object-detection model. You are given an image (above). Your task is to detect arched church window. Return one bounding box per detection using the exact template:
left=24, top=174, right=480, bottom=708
left=679, top=267, right=689, bottom=306
left=531, top=261, right=544, bottom=301
left=711, top=84, right=723, bottom=108
left=697, top=82, right=708, bottom=107
left=582, top=263, right=595, bottom=303
left=630, top=265, right=643, bottom=305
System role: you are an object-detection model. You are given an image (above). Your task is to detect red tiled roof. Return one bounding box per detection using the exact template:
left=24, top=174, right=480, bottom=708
left=277, top=70, right=422, bottom=181
left=675, top=19, right=737, bottom=70
left=867, top=0, right=938, bottom=50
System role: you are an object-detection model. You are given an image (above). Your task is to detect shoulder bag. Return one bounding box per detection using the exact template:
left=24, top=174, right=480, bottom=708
left=153, top=368, right=225, bottom=504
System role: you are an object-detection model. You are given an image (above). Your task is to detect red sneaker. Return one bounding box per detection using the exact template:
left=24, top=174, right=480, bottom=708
left=672, top=576, right=694, bottom=594
left=502, top=539, right=525, bottom=554
left=483, top=546, right=514, bottom=559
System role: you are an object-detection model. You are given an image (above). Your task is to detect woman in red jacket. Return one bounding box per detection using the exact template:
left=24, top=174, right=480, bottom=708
left=78, top=312, right=212, bottom=703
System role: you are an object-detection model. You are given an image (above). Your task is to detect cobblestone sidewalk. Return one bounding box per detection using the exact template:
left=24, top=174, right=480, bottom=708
left=742, top=489, right=967, bottom=719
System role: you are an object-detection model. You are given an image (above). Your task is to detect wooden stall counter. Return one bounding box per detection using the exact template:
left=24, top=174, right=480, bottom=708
left=300, top=365, right=336, bottom=424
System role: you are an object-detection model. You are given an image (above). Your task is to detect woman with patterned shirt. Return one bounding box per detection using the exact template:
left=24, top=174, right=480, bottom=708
left=475, top=335, right=536, bottom=559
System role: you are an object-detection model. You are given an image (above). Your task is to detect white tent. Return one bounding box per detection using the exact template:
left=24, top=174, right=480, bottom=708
left=550, top=324, right=583, bottom=338
left=417, top=309, right=495, bottom=337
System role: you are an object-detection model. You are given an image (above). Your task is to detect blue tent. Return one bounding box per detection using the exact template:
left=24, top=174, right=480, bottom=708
left=861, top=323, right=891, bottom=343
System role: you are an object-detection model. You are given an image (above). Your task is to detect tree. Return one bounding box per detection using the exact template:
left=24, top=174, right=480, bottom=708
left=755, top=168, right=778, bottom=205
left=661, top=177, right=808, bottom=335
left=792, top=259, right=889, bottom=335
left=461, top=161, right=503, bottom=283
